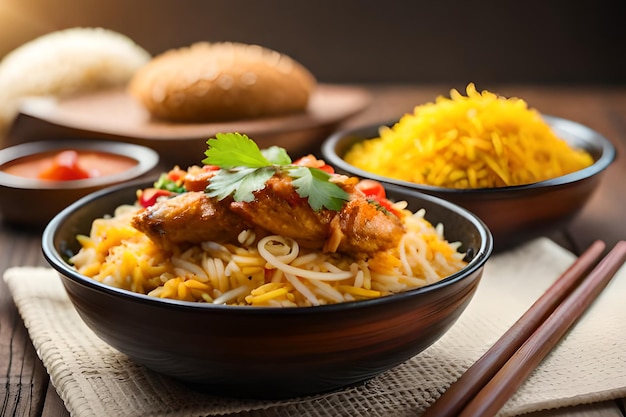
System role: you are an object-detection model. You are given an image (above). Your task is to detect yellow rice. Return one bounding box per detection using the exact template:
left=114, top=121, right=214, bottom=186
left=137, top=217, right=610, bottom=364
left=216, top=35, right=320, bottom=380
left=69, top=203, right=467, bottom=307
left=344, top=83, right=594, bottom=188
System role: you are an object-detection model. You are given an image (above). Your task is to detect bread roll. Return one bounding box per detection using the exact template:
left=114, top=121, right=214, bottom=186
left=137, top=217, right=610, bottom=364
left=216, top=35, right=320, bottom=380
left=128, top=42, right=317, bottom=123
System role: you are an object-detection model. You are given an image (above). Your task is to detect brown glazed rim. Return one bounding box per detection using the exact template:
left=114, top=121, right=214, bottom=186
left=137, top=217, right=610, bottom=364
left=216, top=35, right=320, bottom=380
left=0, top=140, right=159, bottom=190
left=321, top=114, right=616, bottom=195
left=42, top=180, right=493, bottom=315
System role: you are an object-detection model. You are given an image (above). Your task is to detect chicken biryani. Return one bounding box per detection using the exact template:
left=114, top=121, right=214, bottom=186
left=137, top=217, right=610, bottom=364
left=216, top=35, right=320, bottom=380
left=69, top=133, right=468, bottom=307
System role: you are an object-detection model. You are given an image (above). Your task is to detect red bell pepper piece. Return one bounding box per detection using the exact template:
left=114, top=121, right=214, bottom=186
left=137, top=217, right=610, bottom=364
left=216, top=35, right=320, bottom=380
left=37, top=150, right=91, bottom=181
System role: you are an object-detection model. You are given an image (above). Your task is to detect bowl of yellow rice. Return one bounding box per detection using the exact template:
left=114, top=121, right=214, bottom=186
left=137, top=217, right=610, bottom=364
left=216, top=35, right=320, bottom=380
left=42, top=175, right=492, bottom=399
left=322, top=84, right=615, bottom=250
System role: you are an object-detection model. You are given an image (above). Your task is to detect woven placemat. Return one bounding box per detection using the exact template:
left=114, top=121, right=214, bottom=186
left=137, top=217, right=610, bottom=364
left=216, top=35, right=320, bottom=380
left=4, top=237, right=626, bottom=417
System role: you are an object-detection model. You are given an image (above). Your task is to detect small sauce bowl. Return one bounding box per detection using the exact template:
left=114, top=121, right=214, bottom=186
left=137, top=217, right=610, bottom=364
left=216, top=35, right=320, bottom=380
left=0, top=140, right=159, bottom=227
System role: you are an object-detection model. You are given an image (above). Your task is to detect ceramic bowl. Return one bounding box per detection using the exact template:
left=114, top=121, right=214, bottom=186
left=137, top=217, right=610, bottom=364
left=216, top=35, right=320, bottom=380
left=321, top=115, right=615, bottom=250
left=42, top=180, right=492, bottom=399
left=0, top=140, right=159, bottom=227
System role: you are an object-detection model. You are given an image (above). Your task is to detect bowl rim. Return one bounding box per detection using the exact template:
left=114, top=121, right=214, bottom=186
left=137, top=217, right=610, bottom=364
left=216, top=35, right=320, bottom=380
left=0, top=140, right=159, bottom=190
left=42, top=180, right=493, bottom=315
left=321, top=114, right=616, bottom=195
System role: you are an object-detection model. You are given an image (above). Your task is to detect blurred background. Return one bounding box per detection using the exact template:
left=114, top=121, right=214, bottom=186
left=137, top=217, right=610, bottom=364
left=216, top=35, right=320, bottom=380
left=1, top=0, right=624, bottom=87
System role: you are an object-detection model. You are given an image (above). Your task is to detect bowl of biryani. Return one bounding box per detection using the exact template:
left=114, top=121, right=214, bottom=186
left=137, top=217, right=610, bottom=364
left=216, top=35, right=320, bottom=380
left=321, top=84, right=615, bottom=250
left=0, top=140, right=159, bottom=227
left=42, top=134, right=492, bottom=399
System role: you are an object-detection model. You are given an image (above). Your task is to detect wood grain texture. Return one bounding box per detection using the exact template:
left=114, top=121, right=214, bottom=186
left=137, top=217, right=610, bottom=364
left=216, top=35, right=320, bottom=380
left=1, top=85, right=625, bottom=416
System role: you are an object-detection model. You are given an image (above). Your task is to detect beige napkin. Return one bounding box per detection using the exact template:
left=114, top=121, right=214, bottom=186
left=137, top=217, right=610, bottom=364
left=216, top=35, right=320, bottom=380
left=4, top=237, right=626, bottom=417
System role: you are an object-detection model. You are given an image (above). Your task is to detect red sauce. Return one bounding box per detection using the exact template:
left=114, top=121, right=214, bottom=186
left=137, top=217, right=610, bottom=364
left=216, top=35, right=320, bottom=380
left=1, top=149, right=138, bottom=181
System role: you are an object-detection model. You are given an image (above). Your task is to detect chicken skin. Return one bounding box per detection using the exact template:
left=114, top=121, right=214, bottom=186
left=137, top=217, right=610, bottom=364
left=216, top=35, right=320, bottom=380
left=329, top=198, right=406, bottom=255
left=229, top=175, right=336, bottom=248
left=131, top=191, right=250, bottom=249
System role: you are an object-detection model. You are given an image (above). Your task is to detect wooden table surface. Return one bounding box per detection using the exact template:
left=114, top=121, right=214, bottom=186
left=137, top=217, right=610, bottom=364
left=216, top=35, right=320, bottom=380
left=1, top=84, right=625, bottom=417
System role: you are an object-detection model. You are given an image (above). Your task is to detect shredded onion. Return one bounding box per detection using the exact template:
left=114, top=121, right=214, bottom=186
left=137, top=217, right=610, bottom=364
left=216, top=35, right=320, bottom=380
left=258, top=236, right=353, bottom=281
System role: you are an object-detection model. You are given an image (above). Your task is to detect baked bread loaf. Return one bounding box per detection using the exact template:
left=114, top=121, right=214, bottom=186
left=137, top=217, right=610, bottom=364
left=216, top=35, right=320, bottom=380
left=128, top=42, right=317, bottom=123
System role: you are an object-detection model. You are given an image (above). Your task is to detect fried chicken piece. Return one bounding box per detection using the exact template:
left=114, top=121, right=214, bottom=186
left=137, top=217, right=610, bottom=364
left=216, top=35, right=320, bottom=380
left=131, top=191, right=249, bottom=249
left=326, top=198, right=405, bottom=255
left=231, top=174, right=405, bottom=255
left=133, top=171, right=405, bottom=256
left=230, top=175, right=335, bottom=248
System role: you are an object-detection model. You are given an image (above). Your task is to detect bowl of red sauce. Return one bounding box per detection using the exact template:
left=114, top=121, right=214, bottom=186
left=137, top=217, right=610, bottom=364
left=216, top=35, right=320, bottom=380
left=0, top=140, right=159, bottom=226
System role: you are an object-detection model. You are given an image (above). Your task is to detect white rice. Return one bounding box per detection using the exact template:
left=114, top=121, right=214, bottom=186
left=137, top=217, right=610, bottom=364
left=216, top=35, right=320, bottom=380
left=0, top=27, right=151, bottom=134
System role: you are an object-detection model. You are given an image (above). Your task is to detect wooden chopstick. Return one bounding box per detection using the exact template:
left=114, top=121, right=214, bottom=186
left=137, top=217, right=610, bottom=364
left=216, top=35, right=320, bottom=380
left=422, top=240, right=606, bottom=417
left=421, top=240, right=615, bottom=417
left=457, top=240, right=626, bottom=416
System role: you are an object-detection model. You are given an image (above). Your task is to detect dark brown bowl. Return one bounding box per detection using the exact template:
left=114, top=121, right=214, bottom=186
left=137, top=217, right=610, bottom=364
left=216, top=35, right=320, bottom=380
left=42, top=180, right=492, bottom=399
left=0, top=140, right=159, bottom=227
left=321, top=115, right=615, bottom=251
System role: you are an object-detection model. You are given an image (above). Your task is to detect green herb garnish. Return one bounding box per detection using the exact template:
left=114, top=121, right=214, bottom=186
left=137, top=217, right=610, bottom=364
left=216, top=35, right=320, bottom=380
left=154, top=173, right=187, bottom=193
left=202, top=133, right=350, bottom=211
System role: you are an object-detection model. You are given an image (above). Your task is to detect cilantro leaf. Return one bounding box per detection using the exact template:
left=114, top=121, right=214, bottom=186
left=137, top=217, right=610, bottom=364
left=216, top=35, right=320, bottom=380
left=288, top=167, right=350, bottom=211
left=203, top=132, right=351, bottom=211
left=203, top=133, right=271, bottom=168
left=261, top=146, right=292, bottom=165
left=206, top=168, right=256, bottom=201
left=233, top=168, right=276, bottom=202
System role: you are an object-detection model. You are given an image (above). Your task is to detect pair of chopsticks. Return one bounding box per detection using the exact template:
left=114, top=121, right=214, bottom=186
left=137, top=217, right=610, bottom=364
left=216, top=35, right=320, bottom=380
left=422, top=239, right=626, bottom=417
